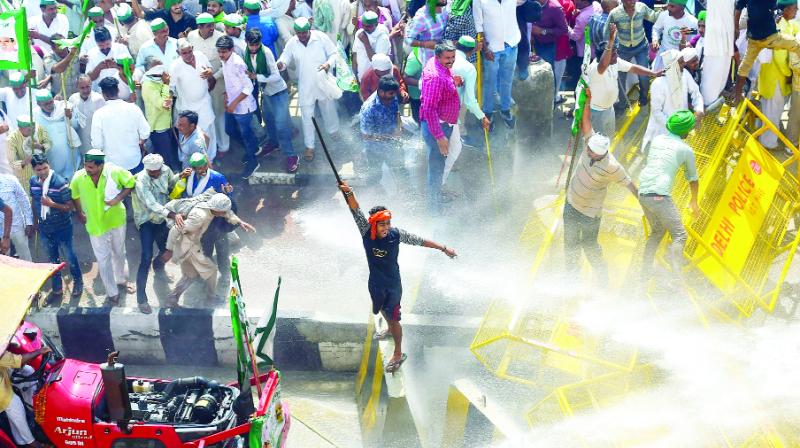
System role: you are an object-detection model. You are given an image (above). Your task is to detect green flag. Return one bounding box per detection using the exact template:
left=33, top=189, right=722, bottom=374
left=0, top=7, right=32, bottom=71
left=254, top=277, right=281, bottom=368
left=571, top=27, right=593, bottom=137
left=53, top=21, right=94, bottom=50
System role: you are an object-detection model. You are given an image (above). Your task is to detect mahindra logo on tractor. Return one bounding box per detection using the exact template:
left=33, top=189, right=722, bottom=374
left=54, top=426, right=90, bottom=439
left=750, top=159, right=762, bottom=175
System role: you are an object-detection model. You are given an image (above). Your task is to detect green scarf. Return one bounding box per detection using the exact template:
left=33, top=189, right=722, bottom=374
left=449, top=0, right=471, bottom=17
left=427, top=0, right=438, bottom=21
left=244, top=45, right=270, bottom=77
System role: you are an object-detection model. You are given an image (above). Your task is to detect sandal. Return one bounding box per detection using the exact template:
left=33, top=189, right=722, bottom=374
left=304, top=148, right=315, bottom=161
left=119, top=283, right=136, bottom=294
left=373, top=330, right=391, bottom=341
left=385, top=353, right=407, bottom=373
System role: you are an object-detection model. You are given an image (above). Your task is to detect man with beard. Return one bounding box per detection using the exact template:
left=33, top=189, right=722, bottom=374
left=419, top=41, right=459, bottom=213
left=33, top=89, right=81, bottom=180
left=188, top=13, right=230, bottom=159
left=85, top=27, right=134, bottom=99
left=170, top=39, right=218, bottom=156
left=135, top=19, right=179, bottom=79
left=132, top=0, right=197, bottom=39
left=79, top=7, right=119, bottom=57
left=68, top=75, right=105, bottom=158
left=205, top=0, right=226, bottom=27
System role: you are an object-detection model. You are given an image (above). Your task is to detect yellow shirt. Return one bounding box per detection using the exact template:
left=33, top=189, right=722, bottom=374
left=758, top=18, right=798, bottom=99
left=0, top=352, right=22, bottom=411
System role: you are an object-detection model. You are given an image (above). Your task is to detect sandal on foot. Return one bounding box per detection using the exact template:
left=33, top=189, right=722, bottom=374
left=373, top=330, right=391, bottom=341
left=385, top=353, right=407, bottom=373
left=304, top=149, right=315, bottom=161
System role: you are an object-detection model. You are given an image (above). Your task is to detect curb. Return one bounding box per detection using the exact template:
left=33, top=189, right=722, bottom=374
left=28, top=307, right=368, bottom=372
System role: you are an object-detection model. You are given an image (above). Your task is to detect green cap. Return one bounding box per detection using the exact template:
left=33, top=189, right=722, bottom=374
left=87, top=6, right=103, bottom=17
left=85, top=148, right=106, bottom=163
left=667, top=0, right=687, bottom=5
left=697, top=10, right=706, bottom=21
left=189, top=152, right=209, bottom=168
left=40, top=0, right=56, bottom=6
left=458, top=35, right=476, bottom=48
left=293, top=17, right=310, bottom=32
left=8, top=72, right=25, bottom=87
left=116, top=3, right=132, bottom=21
left=35, top=89, right=53, bottom=102
left=164, top=0, right=183, bottom=9
left=666, top=110, right=696, bottom=136
left=196, top=12, right=215, bottom=24
left=150, top=18, right=167, bottom=31
left=362, top=11, right=378, bottom=25
left=778, top=0, right=797, bottom=6
left=243, top=0, right=260, bottom=10
left=16, top=114, right=33, bottom=128
left=223, top=13, right=244, bottom=27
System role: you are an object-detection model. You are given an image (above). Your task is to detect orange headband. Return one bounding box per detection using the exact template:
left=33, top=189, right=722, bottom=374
left=367, top=210, right=392, bottom=240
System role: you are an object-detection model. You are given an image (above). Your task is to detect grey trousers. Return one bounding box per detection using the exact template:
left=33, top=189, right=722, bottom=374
left=590, top=107, right=616, bottom=139
left=639, top=195, right=687, bottom=275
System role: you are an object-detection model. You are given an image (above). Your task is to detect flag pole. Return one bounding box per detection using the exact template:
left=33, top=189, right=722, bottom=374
left=230, top=257, right=263, bottom=397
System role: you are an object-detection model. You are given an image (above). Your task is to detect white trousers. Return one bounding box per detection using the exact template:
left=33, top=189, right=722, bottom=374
left=700, top=55, right=732, bottom=105
left=89, top=225, right=128, bottom=297
left=554, top=59, right=566, bottom=100
left=300, top=99, right=339, bottom=149
left=442, top=124, right=462, bottom=185
left=2, top=394, right=34, bottom=445
left=210, top=84, right=230, bottom=153
left=10, top=229, right=31, bottom=261
left=758, top=83, right=787, bottom=149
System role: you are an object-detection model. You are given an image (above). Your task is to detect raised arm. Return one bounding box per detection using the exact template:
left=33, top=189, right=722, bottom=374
left=339, top=182, right=369, bottom=236
left=597, top=24, right=617, bottom=74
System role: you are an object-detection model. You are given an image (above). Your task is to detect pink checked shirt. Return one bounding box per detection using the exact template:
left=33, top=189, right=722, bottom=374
left=419, top=57, right=459, bottom=140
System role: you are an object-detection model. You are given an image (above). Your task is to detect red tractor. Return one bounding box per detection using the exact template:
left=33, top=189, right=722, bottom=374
left=0, top=256, right=289, bottom=448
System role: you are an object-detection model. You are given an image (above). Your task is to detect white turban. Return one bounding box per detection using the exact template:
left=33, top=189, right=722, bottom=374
left=371, top=53, right=392, bottom=71
left=587, top=133, right=610, bottom=156
left=680, top=47, right=698, bottom=63
left=142, top=153, right=164, bottom=171
left=203, top=193, right=232, bottom=212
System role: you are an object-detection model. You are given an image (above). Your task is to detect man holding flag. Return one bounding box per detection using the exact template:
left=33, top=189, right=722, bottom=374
left=339, top=181, right=457, bottom=373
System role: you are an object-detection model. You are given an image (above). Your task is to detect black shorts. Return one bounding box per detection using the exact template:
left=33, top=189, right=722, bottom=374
left=368, top=284, right=403, bottom=322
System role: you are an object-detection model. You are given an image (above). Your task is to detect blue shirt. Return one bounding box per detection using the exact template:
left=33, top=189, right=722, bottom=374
left=359, top=93, right=399, bottom=137
left=184, top=169, right=229, bottom=197
left=29, top=171, right=73, bottom=235
left=245, top=14, right=279, bottom=58
left=638, top=133, right=698, bottom=196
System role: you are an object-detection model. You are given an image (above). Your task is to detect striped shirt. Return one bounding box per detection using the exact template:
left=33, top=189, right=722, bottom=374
left=604, top=3, right=659, bottom=48
left=589, top=12, right=610, bottom=55
left=404, top=7, right=449, bottom=64
left=567, top=145, right=631, bottom=218
left=29, top=171, right=73, bottom=235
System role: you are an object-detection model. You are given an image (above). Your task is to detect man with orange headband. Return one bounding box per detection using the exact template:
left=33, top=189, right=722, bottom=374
left=340, top=181, right=457, bottom=373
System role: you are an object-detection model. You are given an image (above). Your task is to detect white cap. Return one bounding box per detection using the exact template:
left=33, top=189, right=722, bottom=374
left=587, top=133, right=610, bottom=156
left=142, top=153, right=164, bottom=171
left=371, top=53, right=392, bottom=71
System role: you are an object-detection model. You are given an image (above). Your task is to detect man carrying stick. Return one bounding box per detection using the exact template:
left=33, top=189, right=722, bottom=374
left=339, top=181, right=457, bottom=373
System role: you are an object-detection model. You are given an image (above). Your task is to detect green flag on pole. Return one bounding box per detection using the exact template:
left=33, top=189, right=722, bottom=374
left=0, top=6, right=32, bottom=71
left=254, top=277, right=281, bottom=368
left=571, top=26, right=593, bottom=137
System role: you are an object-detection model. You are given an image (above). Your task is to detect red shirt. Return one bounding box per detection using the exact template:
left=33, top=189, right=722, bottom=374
left=556, top=0, right=575, bottom=61
left=359, top=66, right=408, bottom=101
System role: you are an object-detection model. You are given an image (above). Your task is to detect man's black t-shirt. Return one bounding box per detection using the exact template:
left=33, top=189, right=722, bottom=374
left=736, top=0, right=778, bottom=40
left=144, top=9, right=197, bottom=39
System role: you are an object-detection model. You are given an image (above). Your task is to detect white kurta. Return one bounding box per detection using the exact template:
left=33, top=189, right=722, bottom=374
left=0, top=88, right=30, bottom=132
left=643, top=70, right=704, bottom=148
left=169, top=52, right=218, bottom=154
left=701, top=0, right=735, bottom=104
left=652, top=12, right=698, bottom=71
left=68, top=91, right=105, bottom=156
left=85, top=43, right=133, bottom=99
left=277, top=31, right=338, bottom=107
left=123, top=19, right=155, bottom=60
left=352, top=25, right=391, bottom=81
left=91, top=99, right=151, bottom=170
left=187, top=30, right=229, bottom=153
left=30, top=13, right=69, bottom=55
